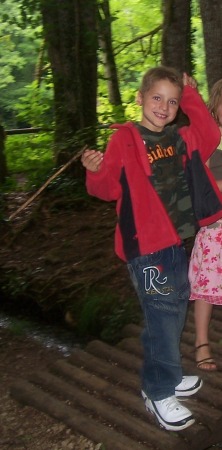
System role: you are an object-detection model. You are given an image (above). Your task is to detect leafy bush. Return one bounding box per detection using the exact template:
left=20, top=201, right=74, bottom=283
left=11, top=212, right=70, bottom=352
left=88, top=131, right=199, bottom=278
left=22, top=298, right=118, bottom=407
left=14, top=80, right=54, bottom=128
left=4, top=132, right=54, bottom=189
left=76, top=289, right=141, bottom=344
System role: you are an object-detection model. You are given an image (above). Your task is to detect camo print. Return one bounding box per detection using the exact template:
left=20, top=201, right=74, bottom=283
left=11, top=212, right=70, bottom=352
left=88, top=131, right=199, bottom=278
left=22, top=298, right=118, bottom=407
left=136, top=123, right=196, bottom=240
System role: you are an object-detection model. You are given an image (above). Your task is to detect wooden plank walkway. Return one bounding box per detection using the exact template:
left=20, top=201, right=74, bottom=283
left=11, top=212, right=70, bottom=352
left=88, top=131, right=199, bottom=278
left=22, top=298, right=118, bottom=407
left=10, top=305, right=222, bottom=450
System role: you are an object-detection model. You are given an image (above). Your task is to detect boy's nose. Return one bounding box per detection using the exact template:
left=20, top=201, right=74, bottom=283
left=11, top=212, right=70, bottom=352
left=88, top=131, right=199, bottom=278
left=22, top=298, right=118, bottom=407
left=160, top=101, right=168, bottom=111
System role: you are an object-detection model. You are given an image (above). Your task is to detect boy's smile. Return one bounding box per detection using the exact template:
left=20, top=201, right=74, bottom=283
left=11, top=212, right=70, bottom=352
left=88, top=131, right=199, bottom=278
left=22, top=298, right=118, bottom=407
left=137, top=79, right=181, bottom=132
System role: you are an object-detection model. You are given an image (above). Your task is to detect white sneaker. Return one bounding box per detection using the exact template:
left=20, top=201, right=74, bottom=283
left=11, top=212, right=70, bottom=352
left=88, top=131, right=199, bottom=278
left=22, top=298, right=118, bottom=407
left=141, top=391, right=195, bottom=431
left=175, top=376, right=203, bottom=397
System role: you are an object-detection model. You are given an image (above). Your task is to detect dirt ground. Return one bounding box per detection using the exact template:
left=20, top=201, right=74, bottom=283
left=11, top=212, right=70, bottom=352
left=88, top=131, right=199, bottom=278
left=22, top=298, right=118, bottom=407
left=0, top=326, right=104, bottom=450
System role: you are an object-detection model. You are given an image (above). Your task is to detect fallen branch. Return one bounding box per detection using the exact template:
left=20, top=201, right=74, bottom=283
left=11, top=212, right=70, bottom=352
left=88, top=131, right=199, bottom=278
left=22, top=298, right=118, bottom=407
left=8, top=146, right=86, bottom=221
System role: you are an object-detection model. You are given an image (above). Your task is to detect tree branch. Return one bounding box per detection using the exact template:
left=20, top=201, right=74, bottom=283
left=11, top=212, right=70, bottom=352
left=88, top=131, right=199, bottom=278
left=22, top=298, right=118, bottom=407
left=114, top=25, right=162, bottom=55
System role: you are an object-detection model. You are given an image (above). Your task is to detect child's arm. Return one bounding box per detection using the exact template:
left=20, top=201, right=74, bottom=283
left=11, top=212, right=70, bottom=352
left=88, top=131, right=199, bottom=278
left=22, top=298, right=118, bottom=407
left=179, top=75, right=220, bottom=162
left=81, top=132, right=123, bottom=202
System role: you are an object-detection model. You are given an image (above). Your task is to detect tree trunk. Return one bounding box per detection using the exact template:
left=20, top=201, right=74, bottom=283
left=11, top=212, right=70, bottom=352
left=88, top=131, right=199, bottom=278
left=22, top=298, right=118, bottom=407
left=98, top=0, right=125, bottom=121
left=40, top=0, right=98, bottom=165
left=161, top=0, right=192, bottom=75
left=199, top=0, right=222, bottom=91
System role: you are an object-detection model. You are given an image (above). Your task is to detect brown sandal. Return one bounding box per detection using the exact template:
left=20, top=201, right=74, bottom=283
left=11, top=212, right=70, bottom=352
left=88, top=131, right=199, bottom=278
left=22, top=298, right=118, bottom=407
left=195, top=343, right=217, bottom=371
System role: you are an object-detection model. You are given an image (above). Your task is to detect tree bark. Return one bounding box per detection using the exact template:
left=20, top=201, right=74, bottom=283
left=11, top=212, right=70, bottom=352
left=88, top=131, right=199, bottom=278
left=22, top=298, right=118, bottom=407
left=40, top=0, right=98, bottom=163
left=199, top=0, right=222, bottom=91
left=161, top=0, right=192, bottom=74
left=98, top=0, right=124, bottom=121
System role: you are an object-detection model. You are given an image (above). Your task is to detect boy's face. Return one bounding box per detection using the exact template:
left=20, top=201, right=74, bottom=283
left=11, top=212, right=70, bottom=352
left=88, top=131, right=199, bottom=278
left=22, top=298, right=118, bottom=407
left=137, top=79, right=181, bottom=132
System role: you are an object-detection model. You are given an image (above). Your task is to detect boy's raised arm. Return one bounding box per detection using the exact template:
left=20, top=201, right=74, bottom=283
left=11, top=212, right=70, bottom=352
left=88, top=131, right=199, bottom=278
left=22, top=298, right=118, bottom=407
left=179, top=76, right=220, bottom=161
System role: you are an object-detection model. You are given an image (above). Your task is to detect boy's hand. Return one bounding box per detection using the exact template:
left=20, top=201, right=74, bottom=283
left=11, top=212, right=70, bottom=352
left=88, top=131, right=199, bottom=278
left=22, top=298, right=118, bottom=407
left=183, top=72, right=197, bottom=89
left=81, top=149, right=104, bottom=172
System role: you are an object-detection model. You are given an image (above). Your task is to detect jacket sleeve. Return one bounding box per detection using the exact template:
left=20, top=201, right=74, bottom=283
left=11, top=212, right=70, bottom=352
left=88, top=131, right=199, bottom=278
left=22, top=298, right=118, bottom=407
left=86, top=130, right=123, bottom=201
left=179, top=85, right=221, bottom=162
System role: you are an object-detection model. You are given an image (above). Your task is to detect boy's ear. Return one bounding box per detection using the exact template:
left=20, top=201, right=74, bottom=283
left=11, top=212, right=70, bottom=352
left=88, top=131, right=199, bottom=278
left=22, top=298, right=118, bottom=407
left=136, top=91, right=143, bottom=106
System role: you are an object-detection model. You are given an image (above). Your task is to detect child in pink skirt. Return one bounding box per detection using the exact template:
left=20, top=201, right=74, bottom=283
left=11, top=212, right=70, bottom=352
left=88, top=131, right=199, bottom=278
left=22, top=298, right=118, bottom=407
left=189, top=79, right=222, bottom=371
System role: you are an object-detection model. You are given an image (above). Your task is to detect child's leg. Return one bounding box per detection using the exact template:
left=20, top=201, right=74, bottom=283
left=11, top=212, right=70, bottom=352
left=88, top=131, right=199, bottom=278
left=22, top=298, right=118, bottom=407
left=195, top=299, right=213, bottom=347
left=127, top=244, right=189, bottom=401
left=194, top=299, right=216, bottom=370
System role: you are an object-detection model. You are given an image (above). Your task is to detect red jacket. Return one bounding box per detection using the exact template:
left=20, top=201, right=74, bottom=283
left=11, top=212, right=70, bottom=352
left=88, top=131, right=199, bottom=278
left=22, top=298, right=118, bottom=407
left=86, top=86, right=222, bottom=261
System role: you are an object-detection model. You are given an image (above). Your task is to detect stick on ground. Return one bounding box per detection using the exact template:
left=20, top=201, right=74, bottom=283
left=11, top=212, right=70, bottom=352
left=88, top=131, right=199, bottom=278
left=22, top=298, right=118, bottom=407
left=8, top=146, right=86, bottom=221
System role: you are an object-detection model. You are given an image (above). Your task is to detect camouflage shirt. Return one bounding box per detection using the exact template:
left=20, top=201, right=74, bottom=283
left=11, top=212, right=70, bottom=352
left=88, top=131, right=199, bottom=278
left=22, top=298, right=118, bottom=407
left=136, top=123, right=196, bottom=240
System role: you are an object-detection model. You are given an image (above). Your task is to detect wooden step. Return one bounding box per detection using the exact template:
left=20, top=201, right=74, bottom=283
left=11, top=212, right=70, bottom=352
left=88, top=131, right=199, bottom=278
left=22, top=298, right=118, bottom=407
left=10, top=314, right=222, bottom=450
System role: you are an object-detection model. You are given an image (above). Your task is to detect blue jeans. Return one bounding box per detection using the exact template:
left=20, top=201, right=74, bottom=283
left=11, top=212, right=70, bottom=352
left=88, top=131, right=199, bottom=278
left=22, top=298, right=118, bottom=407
left=127, top=244, right=190, bottom=401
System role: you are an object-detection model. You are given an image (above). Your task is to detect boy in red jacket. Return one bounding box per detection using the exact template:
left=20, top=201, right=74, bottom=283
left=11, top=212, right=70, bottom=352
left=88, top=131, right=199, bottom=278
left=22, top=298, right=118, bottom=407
left=81, top=66, right=222, bottom=431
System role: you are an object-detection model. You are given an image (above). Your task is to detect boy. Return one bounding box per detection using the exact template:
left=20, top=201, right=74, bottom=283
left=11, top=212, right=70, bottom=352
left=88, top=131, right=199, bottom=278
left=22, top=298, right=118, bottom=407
left=81, top=66, right=222, bottom=431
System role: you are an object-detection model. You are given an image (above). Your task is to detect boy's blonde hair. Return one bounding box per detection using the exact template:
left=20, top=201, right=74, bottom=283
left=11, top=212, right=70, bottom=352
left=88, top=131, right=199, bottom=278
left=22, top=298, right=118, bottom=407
left=139, top=66, right=183, bottom=96
left=208, top=79, right=222, bottom=124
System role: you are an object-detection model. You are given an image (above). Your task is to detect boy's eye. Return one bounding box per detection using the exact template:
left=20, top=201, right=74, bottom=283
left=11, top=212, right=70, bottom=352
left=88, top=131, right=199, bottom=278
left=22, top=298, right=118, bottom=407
left=153, top=96, right=160, bottom=101
left=170, top=99, right=178, bottom=105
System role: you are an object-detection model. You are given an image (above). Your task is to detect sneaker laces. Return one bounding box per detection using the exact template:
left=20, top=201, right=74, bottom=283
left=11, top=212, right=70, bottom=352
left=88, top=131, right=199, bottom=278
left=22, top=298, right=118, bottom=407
left=159, top=396, right=181, bottom=412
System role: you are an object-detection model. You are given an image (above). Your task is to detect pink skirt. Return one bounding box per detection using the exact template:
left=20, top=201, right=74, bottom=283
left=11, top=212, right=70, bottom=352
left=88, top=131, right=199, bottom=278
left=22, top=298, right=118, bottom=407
left=189, top=221, right=222, bottom=304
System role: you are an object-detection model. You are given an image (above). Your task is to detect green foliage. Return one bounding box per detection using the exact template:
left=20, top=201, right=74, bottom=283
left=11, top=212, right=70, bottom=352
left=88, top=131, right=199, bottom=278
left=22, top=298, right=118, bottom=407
left=192, top=15, right=208, bottom=100
left=5, top=132, right=54, bottom=189
left=76, top=289, right=141, bottom=344
left=0, top=177, right=18, bottom=197
left=44, top=174, right=91, bottom=209
left=97, top=99, right=125, bottom=124
left=96, top=126, right=113, bottom=150
left=0, top=0, right=46, bottom=128
left=0, top=0, right=43, bottom=127
left=14, top=80, right=54, bottom=128
left=1, top=269, right=30, bottom=299
left=6, top=317, right=33, bottom=336
left=97, top=94, right=141, bottom=124
left=0, top=35, right=25, bottom=89
left=100, top=297, right=141, bottom=343
left=3, top=125, right=112, bottom=192
left=1, top=264, right=141, bottom=345
left=0, top=0, right=208, bottom=130
left=97, top=0, right=208, bottom=123
left=97, top=0, right=163, bottom=125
